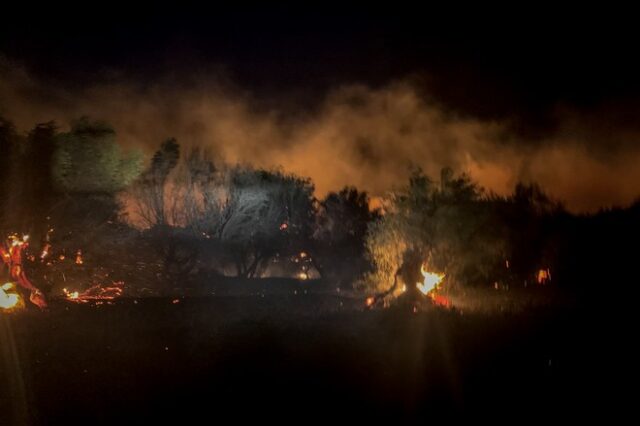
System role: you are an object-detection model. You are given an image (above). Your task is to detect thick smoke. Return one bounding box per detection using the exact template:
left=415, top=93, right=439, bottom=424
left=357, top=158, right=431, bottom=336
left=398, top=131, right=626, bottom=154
left=2, top=58, right=640, bottom=212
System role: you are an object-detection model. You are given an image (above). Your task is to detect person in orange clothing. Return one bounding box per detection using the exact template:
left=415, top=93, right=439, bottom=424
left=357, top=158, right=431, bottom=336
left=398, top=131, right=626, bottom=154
left=1, top=234, right=47, bottom=308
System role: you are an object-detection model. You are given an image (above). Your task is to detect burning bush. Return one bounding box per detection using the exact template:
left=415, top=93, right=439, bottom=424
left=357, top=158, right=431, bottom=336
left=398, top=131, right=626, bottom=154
left=363, top=169, right=492, bottom=292
left=362, top=168, right=561, bottom=302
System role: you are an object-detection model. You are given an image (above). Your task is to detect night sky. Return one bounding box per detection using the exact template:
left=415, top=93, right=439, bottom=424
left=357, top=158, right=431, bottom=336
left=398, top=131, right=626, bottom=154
left=1, top=5, right=639, bottom=210
left=3, top=6, right=638, bottom=113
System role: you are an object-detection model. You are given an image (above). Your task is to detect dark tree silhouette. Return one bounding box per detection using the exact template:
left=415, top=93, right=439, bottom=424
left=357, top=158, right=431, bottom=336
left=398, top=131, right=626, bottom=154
left=131, top=138, right=180, bottom=227
left=312, top=187, right=378, bottom=287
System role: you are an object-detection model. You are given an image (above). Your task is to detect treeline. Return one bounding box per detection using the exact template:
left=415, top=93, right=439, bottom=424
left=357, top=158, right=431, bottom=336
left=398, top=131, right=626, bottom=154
left=0, top=117, right=375, bottom=293
left=1, top=116, right=638, bottom=298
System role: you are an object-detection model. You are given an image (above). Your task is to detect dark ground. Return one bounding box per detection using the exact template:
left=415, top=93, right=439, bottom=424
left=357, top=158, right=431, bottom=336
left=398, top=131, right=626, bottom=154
left=0, top=294, right=630, bottom=424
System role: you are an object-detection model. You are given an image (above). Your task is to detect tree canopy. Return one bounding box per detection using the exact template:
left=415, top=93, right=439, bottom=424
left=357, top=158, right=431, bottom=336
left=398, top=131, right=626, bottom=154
left=53, top=117, right=143, bottom=194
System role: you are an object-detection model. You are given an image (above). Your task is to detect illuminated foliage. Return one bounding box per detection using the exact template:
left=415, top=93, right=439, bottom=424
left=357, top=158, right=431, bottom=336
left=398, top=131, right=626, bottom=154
left=363, top=168, right=507, bottom=292
left=209, top=167, right=315, bottom=277
left=53, top=117, right=143, bottom=194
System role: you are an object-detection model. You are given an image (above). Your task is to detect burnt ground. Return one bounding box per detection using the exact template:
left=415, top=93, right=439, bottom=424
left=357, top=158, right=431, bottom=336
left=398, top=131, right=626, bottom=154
left=0, top=294, right=630, bottom=424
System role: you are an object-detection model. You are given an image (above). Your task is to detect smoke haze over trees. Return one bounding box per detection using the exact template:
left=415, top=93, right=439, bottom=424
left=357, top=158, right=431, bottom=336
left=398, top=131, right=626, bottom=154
left=3, top=60, right=640, bottom=213
left=2, top=114, right=639, bottom=303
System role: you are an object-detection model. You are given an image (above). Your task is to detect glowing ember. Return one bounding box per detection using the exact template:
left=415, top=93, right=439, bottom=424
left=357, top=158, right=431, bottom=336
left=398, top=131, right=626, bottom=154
left=537, top=268, right=551, bottom=285
left=75, top=249, right=83, bottom=265
left=63, top=281, right=124, bottom=303
left=0, top=282, right=22, bottom=311
left=429, top=293, right=451, bottom=308
left=416, top=265, right=445, bottom=295
left=365, top=296, right=375, bottom=307
left=279, top=222, right=288, bottom=230
left=40, top=243, right=51, bottom=260
left=63, top=288, right=79, bottom=299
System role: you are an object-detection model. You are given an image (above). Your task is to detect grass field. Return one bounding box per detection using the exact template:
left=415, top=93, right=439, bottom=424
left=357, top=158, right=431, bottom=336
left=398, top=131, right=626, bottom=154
left=0, top=293, right=625, bottom=424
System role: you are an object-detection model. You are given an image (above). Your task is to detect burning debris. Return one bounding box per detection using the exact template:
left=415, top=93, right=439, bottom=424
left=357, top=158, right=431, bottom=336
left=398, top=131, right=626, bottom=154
left=63, top=281, right=125, bottom=304
left=1, top=234, right=47, bottom=308
left=0, top=225, right=126, bottom=307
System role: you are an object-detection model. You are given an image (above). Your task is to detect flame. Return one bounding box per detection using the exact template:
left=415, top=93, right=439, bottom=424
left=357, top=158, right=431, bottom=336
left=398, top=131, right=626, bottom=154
left=0, top=282, right=22, bottom=311
left=416, top=265, right=445, bottom=295
left=297, top=272, right=309, bottom=280
left=63, top=288, right=79, bottom=299
left=8, top=234, right=29, bottom=248
left=537, top=268, right=551, bottom=285
left=365, top=296, right=375, bottom=307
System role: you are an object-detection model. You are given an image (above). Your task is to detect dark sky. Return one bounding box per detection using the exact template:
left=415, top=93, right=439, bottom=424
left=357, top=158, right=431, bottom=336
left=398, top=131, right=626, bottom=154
left=2, top=5, right=638, bottom=122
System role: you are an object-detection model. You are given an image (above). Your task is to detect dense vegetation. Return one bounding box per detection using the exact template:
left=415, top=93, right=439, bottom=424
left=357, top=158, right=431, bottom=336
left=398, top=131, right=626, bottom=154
left=1, top=116, right=638, bottom=302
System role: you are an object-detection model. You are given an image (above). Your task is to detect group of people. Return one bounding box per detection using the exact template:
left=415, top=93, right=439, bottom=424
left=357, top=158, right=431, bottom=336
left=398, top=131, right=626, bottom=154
left=1, top=234, right=47, bottom=308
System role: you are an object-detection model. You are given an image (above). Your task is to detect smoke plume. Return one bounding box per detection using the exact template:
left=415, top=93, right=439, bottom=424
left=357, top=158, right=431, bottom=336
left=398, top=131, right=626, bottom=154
left=2, top=58, right=640, bottom=212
